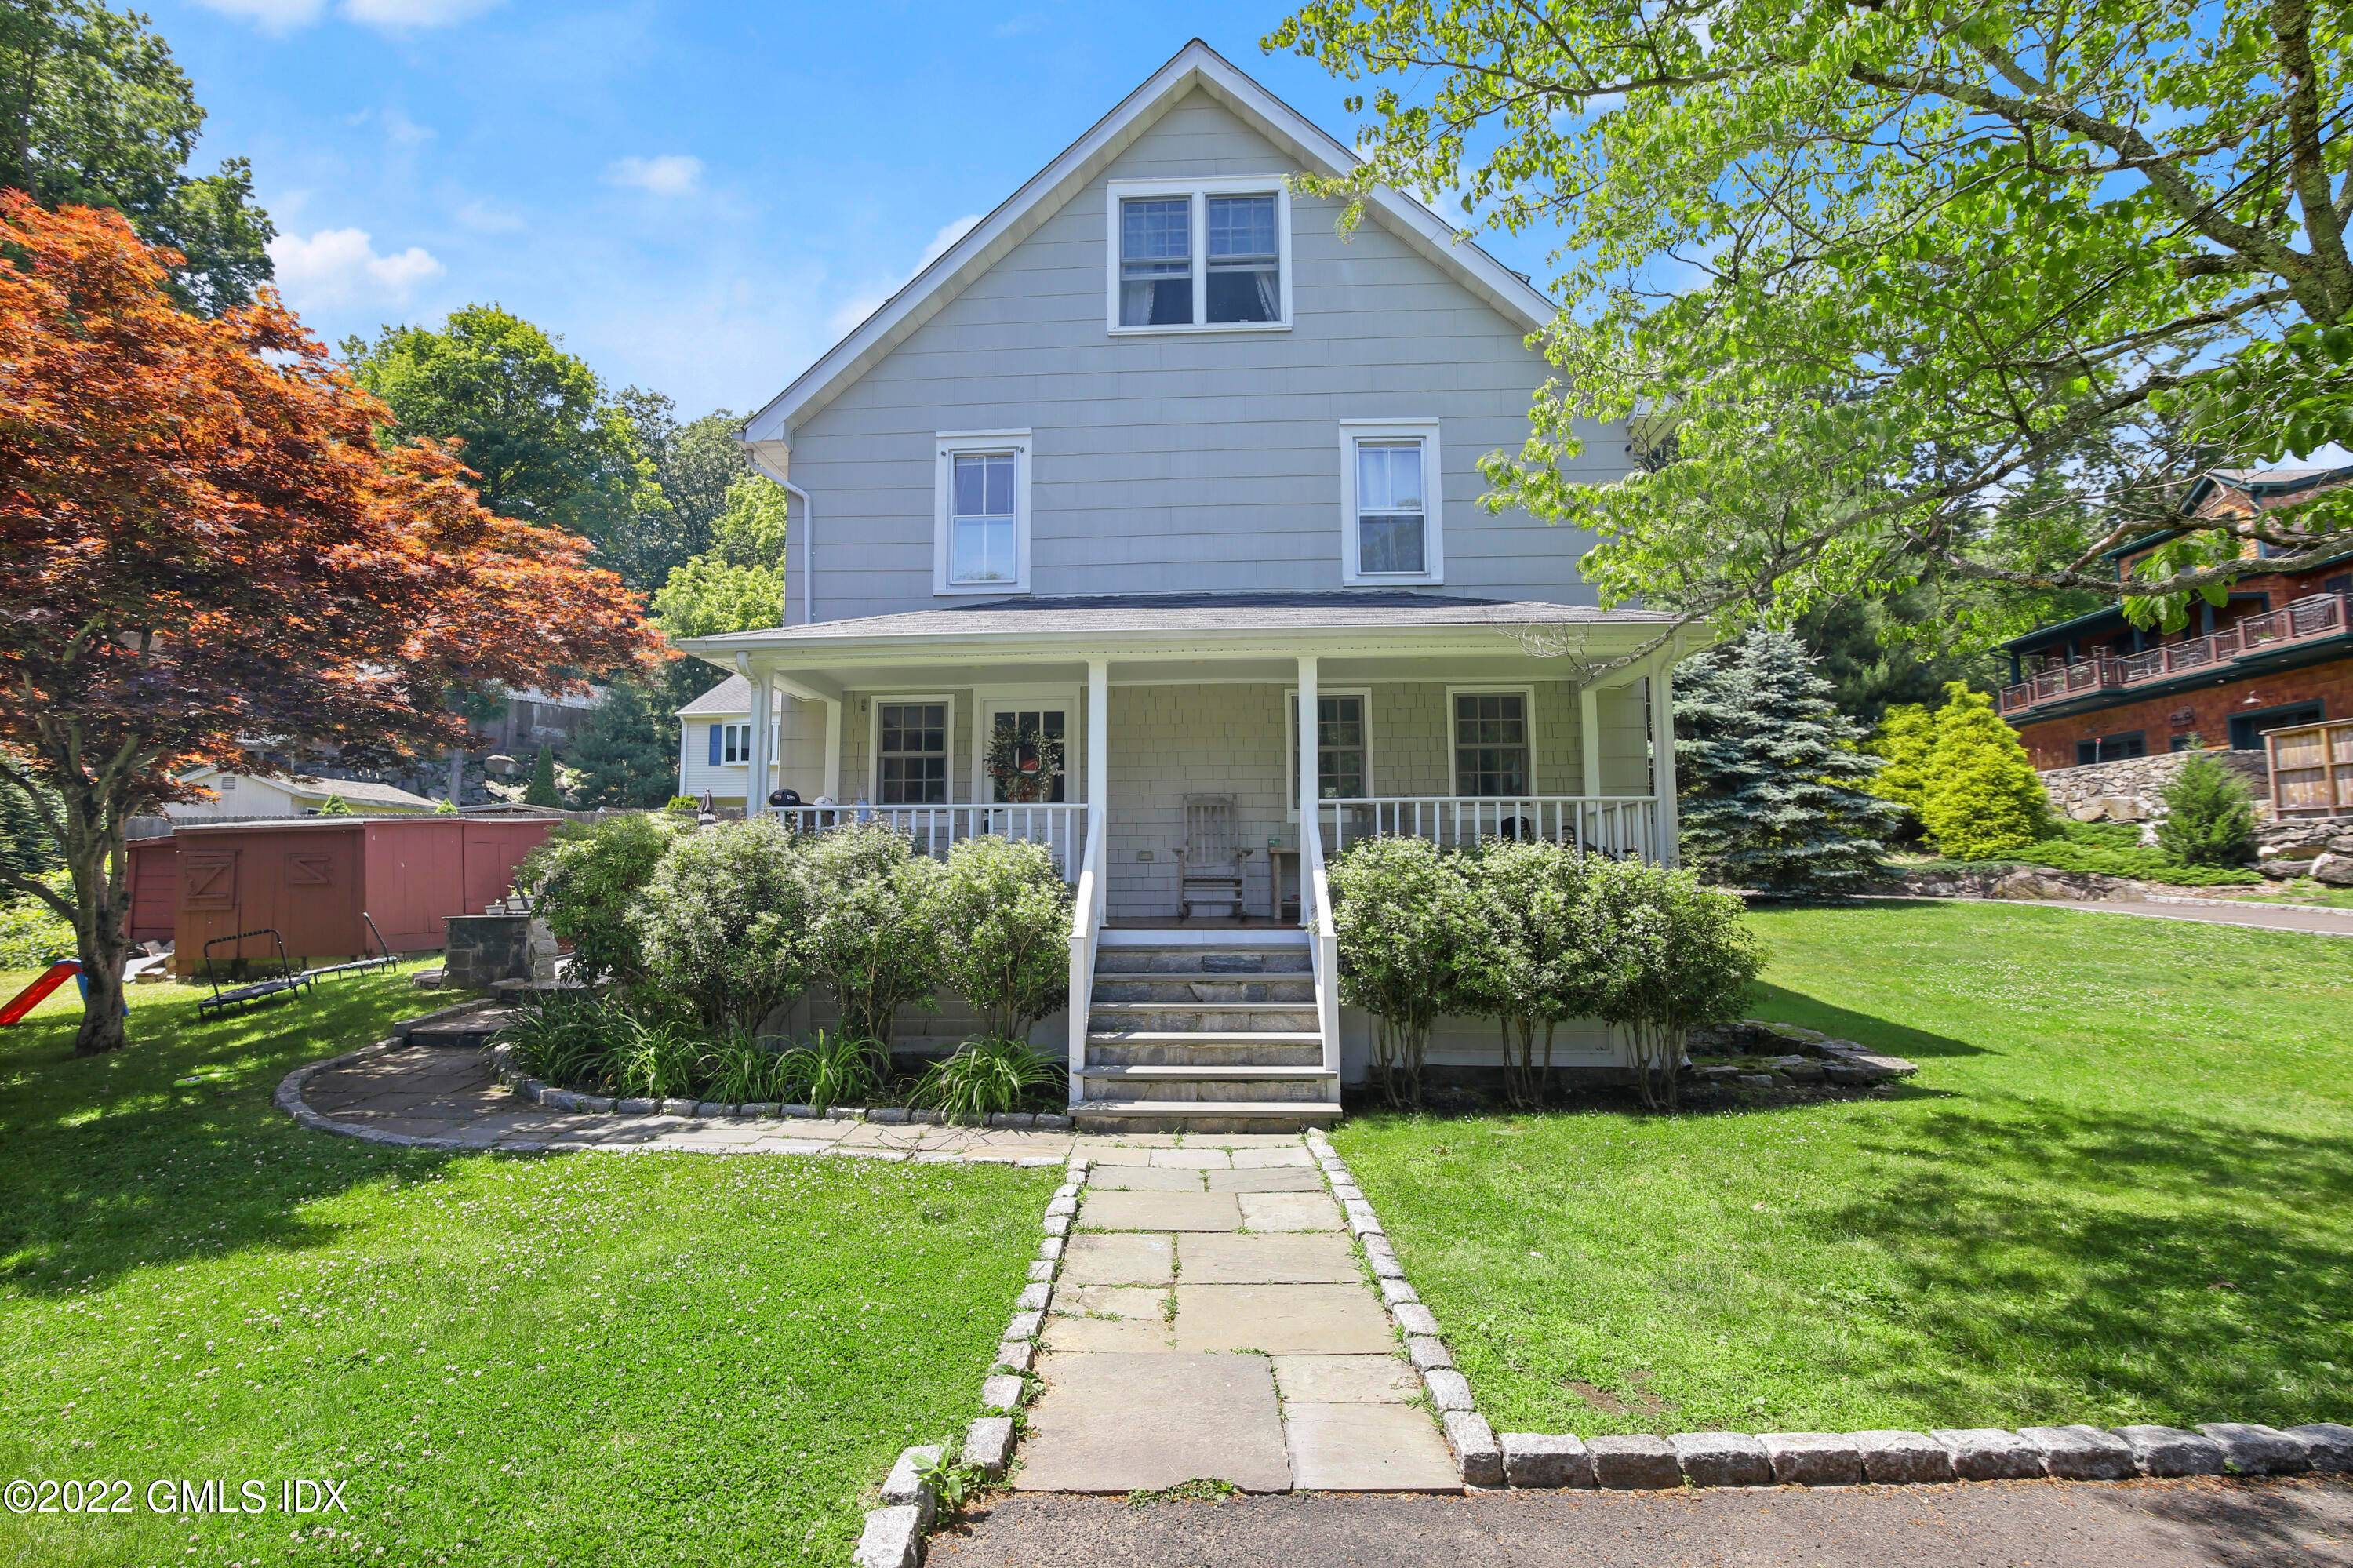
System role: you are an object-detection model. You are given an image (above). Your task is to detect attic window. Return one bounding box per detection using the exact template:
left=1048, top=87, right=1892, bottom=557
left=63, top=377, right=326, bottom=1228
left=1107, top=179, right=1290, bottom=333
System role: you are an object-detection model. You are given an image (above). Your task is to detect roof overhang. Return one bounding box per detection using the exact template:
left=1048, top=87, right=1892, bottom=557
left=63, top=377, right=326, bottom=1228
left=740, top=39, right=1558, bottom=458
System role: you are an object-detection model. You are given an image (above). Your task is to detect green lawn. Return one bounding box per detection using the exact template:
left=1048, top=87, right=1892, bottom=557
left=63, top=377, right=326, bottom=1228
left=0, top=967, right=1049, bottom=1567
left=1337, top=901, right=2353, bottom=1439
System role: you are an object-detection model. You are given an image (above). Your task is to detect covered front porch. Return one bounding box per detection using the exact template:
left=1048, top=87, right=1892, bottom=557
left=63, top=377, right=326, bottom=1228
left=682, top=593, right=1706, bottom=1123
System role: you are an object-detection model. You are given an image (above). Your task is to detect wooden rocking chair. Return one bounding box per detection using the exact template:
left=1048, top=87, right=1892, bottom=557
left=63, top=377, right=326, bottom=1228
left=1175, top=794, right=1249, bottom=921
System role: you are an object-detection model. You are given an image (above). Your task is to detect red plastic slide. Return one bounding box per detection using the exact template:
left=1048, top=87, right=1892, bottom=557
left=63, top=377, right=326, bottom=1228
left=0, top=960, right=81, bottom=1026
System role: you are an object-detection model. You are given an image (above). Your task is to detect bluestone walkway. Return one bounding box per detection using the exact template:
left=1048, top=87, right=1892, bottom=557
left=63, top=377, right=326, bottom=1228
left=1016, top=1143, right=1458, bottom=1494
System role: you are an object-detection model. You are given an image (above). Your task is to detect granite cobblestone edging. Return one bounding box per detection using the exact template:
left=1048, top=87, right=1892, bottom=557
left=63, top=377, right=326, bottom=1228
left=854, top=1156, right=1087, bottom=1568
left=1300, top=1131, right=2353, bottom=1493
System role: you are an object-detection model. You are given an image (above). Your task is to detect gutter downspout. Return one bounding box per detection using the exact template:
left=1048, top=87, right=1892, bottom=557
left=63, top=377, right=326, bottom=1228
left=740, top=442, right=813, bottom=627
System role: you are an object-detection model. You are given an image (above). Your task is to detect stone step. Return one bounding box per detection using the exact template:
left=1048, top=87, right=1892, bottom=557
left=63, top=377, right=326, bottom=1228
left=1071, top=1097, right=1342, bottom=1134
left=1086, top=1035, right=1327, bottom=1068
left=1089, top=973, right=1317, bottom=1003
left=1093, top=946, right=1312, bottom=977
left=1078, top=1064, right=1337, bottom=1104
left=1086, top=1001, right=1322, bottom=1034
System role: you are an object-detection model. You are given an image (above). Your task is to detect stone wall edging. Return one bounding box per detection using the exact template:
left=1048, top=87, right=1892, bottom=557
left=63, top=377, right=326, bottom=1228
left=854, top=1155, right=1084, bottom=1567
left=1302, top=1131, right=2353, bottom=1491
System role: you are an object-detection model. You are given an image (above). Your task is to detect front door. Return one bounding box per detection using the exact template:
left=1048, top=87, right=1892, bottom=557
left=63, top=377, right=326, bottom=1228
left=979, top=700, right=1073, bottom=803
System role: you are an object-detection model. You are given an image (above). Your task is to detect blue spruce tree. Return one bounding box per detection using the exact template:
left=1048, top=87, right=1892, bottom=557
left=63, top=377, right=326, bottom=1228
left=1675, top=627, right=1903, bottom=896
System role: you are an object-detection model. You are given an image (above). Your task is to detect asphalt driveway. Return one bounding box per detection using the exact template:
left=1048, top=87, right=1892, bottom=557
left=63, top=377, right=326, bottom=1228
left=929, top=1475, right=2353, bottom=1568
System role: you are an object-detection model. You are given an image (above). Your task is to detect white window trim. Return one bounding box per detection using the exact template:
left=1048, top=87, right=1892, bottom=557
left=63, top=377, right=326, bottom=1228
left=866, top=693, right=958, bottom=806
left=933, top=431, right=1033, bottom=597
left=1446, top=683, right=1540, bottom=795
left=1104, top=176, right=1293, bottom=336
left=1282, top=686, right=1374, bottom=821
left=969, top=686, right=1083, bottom=803
left=719, top=722, right=751, bottom=766
left=1339, top=419, right=1444, bottom=585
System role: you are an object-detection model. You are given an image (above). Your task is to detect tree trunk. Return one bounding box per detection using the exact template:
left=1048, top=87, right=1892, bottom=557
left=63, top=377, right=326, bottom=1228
left=66, top=808, right=132, bottom=1056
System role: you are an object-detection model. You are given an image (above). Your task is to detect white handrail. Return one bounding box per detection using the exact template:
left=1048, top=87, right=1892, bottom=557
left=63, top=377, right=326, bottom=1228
left=1316, top=795, right=1664, bottom=864
left=1064, top=806, right=1106, bottom=1107
left=768, top=802, right=1087, bottom=881
left=1301, top=818, right=1340, bottom=1079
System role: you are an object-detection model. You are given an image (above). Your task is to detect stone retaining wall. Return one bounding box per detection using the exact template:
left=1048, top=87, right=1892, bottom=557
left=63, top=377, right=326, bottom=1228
left=2038, top=748, right=2270, bottom=825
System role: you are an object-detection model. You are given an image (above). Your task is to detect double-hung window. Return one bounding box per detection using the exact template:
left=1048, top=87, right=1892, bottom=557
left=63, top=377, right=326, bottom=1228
left=934, top=431, right=1031, bottom=595
left=1453, top=690, right=1532, bottom=797
left=1283, top=690, right=1371, bottom=813
left=1108, top=179, right=1290, bottom=332
left=875, top=700, right=950, bottom=805
left=718, top=722, right=750, bottom=765
left=1340, top=420, right=1443, bottom=584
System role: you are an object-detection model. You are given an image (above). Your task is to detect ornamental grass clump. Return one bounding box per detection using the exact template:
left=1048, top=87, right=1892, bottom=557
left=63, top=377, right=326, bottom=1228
left=773, top=1029, right=889, bottom=1111
left=923, top=835, right=1073, bottom=1040
left=1326, top=835, right=1480, bottom=1108
left=911, top=1036, right=1066, bottom=1122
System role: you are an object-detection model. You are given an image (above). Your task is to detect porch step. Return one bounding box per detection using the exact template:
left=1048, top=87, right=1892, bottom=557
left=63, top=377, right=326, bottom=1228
left=1082, top=928, right=1331, bottom=1130
left=1090, top=973, right=1316, bottom=1002
left=1070, top=1097, right=1343, bottom=1134
left=1078, top=1064, right=1337, bottom=1104
left=1086, top=1000, right=1321, bottom=1033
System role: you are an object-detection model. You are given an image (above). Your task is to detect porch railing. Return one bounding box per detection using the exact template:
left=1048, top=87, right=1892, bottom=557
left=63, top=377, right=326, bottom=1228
left=1998, top=590, right=2353, bottom=717
left=767, top=802, right=1089, bottom=882
left=1064, top=807, right=1107, bottom=1106
left=1300, top=809, right=1340, bottom=1079
left=1316, top=795, right=1665, bottom=864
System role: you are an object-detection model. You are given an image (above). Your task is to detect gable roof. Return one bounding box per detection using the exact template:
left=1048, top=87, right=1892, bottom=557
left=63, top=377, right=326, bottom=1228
left=678, top=672, right=751, bottom=718
left=742, top=39, right=1558, bottom=450
left=177, top=769, right=441, bottom=810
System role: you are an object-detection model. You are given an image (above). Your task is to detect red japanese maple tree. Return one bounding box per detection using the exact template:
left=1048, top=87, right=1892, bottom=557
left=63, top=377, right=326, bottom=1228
left=0, top=195, right=664, bottom=1053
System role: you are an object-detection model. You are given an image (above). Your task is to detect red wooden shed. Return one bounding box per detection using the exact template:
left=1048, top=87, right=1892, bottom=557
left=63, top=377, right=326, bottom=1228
left=129, top=817, right=555, bottom=977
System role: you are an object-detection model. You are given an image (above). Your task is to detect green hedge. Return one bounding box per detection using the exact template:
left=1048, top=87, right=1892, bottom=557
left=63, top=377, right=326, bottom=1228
left=1953, top=840, right=2263, bottom=886
left=0, top=875, right=75, bottom=970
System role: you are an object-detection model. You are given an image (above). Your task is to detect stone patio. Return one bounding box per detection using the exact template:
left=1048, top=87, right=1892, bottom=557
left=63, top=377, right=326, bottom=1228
left=1016, top=1153, right=1460, bottom=1494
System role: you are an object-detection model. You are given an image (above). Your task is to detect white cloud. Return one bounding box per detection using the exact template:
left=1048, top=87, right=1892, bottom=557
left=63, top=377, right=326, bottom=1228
left=267, top=227, right=445, bottom=309
left=195, top=0, right=489, bottom=28
left=380, top=107, right=434, bottom=147
left=339, top=0, right=499, bottom=27
left=827, top=213, right=980, bottom=337
left=190, top=0, right=325, bottom=31
left=605, top=155, right=705, bottom=198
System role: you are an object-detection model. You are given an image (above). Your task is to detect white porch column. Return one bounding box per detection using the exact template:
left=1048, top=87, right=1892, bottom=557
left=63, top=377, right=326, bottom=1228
left=1578, top=682, right=1602, bottom=794
left=1296, top=655, right=1319, bottom=830
left=820, top=697, right=842, bottom=802
left=1086, top=658, right=1109, bottom=871
left=745, top=666, right=774, bottom=814
left=1651, top=663, right=1680, bottom=866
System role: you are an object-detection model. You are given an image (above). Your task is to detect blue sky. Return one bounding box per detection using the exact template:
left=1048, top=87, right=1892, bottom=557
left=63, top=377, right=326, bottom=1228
left=150, top=0, right=1546, bottom=419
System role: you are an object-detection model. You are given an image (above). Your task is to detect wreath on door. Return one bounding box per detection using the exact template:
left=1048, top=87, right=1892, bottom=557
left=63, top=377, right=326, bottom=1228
left=984, top=722, right=1065, bottom=803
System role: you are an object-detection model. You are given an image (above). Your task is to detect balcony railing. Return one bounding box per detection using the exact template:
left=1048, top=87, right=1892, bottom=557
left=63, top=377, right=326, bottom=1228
left=1316, top=795, right=1665, bottom=864
left=1998, top=591, right=2353, bottom=717
left=767, top=802, right=1089, bottom=882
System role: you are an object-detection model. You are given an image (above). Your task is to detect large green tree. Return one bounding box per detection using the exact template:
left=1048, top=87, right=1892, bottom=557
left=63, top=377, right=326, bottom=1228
left=343, top=305, right=664, bottom=582
left=0, top=0, right=272, bottom=313
left=618, top=389, right=751, bottom=580
left=1271, top=0, right=2353, bottom=643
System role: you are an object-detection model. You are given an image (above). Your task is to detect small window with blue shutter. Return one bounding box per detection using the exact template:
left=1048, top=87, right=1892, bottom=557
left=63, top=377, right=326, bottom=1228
left=715, top=723, right=751, bottom=763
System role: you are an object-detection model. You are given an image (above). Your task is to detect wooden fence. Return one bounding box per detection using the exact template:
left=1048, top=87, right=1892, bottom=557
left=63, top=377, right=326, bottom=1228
left=2267, top=717, right=2353, bottom=817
